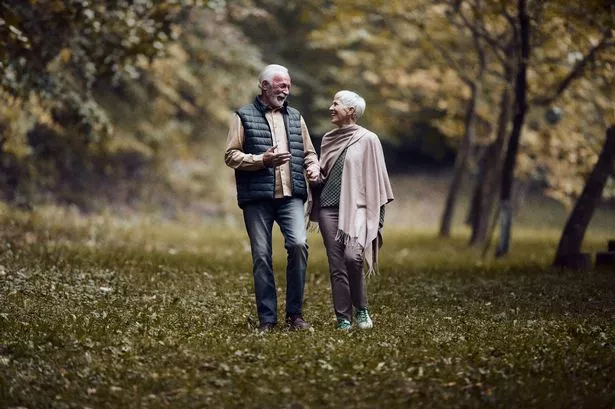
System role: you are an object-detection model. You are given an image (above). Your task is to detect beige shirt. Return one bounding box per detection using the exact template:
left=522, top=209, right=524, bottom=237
left=224, top=109, right=319, bottom=198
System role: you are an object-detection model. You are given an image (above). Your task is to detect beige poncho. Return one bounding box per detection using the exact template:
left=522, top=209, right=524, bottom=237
left=310, top=124, right=394, bottom=275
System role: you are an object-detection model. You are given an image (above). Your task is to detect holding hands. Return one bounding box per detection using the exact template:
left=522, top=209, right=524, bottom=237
left=306, top=164, right=320, bottom=185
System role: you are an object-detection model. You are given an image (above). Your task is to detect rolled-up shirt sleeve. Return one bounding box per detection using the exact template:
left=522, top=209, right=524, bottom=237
left=301, top=117, right=318, bottom=170
left=224, top=114, right=265, bottom=171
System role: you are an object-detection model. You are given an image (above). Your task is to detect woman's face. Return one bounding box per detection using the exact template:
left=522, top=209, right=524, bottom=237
left=329, top=98, right=355, bottom=127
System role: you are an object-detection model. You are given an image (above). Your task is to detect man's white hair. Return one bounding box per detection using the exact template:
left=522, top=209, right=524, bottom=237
left=335, top=90, right=366, bottom=120
left=258, top=64, right=290, bottom=89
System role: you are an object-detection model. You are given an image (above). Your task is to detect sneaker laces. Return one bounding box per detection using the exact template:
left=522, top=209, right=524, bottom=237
left=356, top=308, right=369, bottom=321
left=337, top=319, right=351, bottom=329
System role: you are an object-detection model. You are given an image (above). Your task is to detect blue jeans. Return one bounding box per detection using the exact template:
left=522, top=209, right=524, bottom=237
left=243, top=197, right=308, bottom=324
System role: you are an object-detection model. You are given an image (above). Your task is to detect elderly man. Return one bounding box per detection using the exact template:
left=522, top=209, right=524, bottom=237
left=225, top=64, right=319, bottom=332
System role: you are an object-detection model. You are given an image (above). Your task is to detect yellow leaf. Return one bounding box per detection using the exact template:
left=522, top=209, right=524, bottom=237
left=59, top=48, right=72, bottom=64
left=49, top=0, right=66, bottom=12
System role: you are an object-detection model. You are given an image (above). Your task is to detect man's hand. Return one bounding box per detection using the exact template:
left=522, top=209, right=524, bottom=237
left=306, top=164, right=320, bottom=185
left=262, top=145, right=291, bottom=168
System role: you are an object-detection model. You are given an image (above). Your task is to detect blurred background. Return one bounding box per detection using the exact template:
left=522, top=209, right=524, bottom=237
left=0, top=0, right=613, bottom=240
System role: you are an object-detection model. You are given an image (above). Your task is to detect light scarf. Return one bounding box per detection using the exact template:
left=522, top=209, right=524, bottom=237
left=310, top=124, right=394, bottom=275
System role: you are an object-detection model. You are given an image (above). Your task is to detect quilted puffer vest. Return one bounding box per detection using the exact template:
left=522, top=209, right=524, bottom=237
left=234, top=97, right=307, bottom=208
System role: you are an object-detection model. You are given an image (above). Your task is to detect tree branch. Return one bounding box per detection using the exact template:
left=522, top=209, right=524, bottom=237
left=486, top=68, right=507, bottom=81
left=379, top=12, right=475, bottom=85
left=456, top=3, right=508, bottom=68
left=531, top=30, right=613, bottom=107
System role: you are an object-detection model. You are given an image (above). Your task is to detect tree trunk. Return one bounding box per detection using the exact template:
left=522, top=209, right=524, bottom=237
left=466, top=145, right=485, bottom=228
left=469, top=83, right=512, bottom=246
left=439, top=82, right=478, bottom=237
left=495, top=0, right=529, bottom=258
left=553, top=126, right=615, bottom=268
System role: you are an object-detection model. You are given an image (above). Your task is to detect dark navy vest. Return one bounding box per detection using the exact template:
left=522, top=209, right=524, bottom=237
left=234, top=97, right=307, bottom=208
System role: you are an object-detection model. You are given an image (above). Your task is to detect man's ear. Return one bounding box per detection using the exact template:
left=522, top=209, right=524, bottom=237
left=260, top=80, right=270, bottom=90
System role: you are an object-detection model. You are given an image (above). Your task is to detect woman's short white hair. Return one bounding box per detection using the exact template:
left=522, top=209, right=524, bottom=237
left=335, top=90, right=366, bottom=120
left=258, top=64, right=289, bottom=89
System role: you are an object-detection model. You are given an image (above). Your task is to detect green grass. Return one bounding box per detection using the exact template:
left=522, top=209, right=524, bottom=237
left=0, top=206, right=614, bottom=409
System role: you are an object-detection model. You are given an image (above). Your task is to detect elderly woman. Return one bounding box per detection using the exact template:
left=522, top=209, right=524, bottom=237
left=309, top=90, right=394, bottom=330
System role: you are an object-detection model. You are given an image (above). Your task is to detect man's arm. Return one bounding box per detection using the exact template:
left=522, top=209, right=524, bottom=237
left=224, top=114, right=265, bottom=170
left=301, top=117, right=320, bottom=183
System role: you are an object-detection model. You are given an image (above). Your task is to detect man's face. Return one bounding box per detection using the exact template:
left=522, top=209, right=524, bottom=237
left=261, top=74, right=291, bottom=108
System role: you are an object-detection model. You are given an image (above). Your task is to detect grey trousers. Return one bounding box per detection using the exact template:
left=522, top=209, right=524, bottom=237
left=319, top=207, right=367, bottom=322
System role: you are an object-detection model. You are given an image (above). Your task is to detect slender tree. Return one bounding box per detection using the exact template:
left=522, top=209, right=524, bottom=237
left=553, top=126, right=615, bottom=269
left=470, top=68, right=513, bottom=246
left=438, top=0, right=488, bottom=237
left=495, top=0, right=529, bottom=257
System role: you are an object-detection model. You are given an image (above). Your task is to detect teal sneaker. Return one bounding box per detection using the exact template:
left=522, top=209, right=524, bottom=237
left=336, top=318, right=352, bottom=330
left=355, top=308, right=373, bottom=329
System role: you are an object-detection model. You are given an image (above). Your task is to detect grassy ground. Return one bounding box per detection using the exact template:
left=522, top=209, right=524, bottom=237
left=1, top=195, right=614, bottom=408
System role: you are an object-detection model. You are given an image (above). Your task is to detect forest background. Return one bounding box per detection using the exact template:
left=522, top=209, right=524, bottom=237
left=1, top=2, right=615, bottom=407
left=0, top=0, right=614, bottom=251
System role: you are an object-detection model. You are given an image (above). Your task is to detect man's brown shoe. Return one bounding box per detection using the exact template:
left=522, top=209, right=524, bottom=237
left=258, top=322, right=276, bottom=333
left=286, top=315, right=311, bottom=330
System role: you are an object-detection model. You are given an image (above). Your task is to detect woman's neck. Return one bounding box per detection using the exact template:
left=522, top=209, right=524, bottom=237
left=337, top=122, right=357, bottom=130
